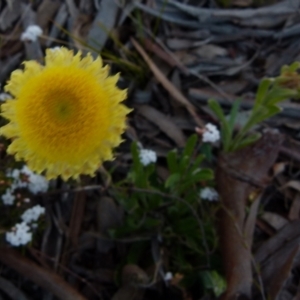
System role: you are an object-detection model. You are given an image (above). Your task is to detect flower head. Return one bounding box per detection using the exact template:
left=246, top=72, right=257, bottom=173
left=6, top=222, right=32, bottom=246
left=2, top=189, right=15, bottom=205
left=20, top=25, right=43, bottom=42
left=0, top=47, right=131, bottom=180
left=21, top=204, right=45, bottom=223
left=21, top=166, right=49, bottom=194
left=200, top=187, right=219, bottom=201
left=139, top=149, right=157, bottom=166
left=202, top=123, right=220, bottom=143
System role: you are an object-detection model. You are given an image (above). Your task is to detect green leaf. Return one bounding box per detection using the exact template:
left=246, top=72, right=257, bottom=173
left=178, top=168, right=214, bottom=192
left=165, top=173, right=181, bottom=189
left=200, top=271, right=226, bottom=297
left=189, top=154, right=205, bottom=174
left=179, top=155, right=190, bottom=173
left=208, top=99, right=231, bottom=150
left=264, top=88, right=297, bottom=106
left=192, top=168, right=214, bottom=181
left=208, top=99, right=227, bottom=124
left=228, top=99, right=240, bottom=133
left=183, top=134, right=198, bottom=158
left=199, top=144, right=213, bottom=162
left=131, top=142, right=141, bottom=173
left=249, top=105, right=281, bottom=127
left=254, top=78, right=272, bottom=108
left=233, top=132, right=261, bottom=151
left=167, top=150, right=178, bottom=174
left=281, top=61, right=300, bottom=73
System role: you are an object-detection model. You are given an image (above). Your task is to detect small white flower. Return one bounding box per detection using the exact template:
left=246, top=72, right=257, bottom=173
left=21, top=204, right=45, bottom=223
left=164, top=272, right=173, bottom=281
left=6, top=165, right=49, bottom=195
left=6, top=222, right=32, bottom=246
left=139, top=149, right=157, bottom=166
left=202, top=123, right=220, bottom=143
left=11, top=169, right=20, bottom=179
left=200, top=187, right=219, bottom=201
left=2, top=189, right=15, bottom=205
left=28, top=174, right=49, bottom=194
left=21, top=166, right=49, bottom=194
left=0, top=93, right=12, bottom=101
left=20, top=25, right=43, bottom=42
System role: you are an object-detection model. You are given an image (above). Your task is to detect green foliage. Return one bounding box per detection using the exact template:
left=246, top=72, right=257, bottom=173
left=111, top=135, right=220, bottom=285
left=200, top=270, right=227, bottom=297
left=209, top=62, right=300, bottom=152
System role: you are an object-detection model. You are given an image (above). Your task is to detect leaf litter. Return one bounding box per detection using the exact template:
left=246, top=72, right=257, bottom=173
left=0, top=0, right=299, bottom=299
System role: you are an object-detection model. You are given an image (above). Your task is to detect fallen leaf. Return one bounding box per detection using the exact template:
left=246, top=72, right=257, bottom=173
left=289, top=194, right=300, bottom=220
left=136, top=104, right=186, bottom=147
left=131, top=37, right=203, bottom=127
left=261, top=212, right=288, bottom=230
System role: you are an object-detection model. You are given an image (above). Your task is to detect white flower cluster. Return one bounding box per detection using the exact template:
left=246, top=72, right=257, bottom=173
left=139, top=149, right=157, bottom=166
left=6, top=204, right=46, bottom=247
left=21, top=205, right=45, bottom=223
left=2, top=189, right=15, bottom=205
left=6, top=222, right=32, bottom=247
left=22, top=166, right=49, bottom=195
left=200, top=187, right=219, bottom=201
left=164, top=272, right=173, bottom=281
left=20, top=25, right=43, bottom=42
left=2, top=165, right=49, bottom=206
left=202, top=123, right=220, bottom=143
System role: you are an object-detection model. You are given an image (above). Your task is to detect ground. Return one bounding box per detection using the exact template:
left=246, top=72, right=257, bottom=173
left=0, top=0, right=300, bottom=299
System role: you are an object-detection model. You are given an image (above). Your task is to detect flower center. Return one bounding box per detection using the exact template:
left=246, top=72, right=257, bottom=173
left=49, top=93, right=77, bottom=122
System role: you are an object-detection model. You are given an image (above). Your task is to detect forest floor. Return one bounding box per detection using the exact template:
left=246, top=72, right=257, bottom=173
left=0, top=0, right=300, bottom=299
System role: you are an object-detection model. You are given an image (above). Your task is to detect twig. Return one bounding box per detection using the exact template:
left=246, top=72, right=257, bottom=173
left=0, top=247, right=87, bottom=300
left=131, top=37, right=204, bottom=127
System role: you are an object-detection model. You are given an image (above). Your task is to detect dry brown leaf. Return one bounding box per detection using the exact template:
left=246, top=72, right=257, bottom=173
left=254, top=221, right=300, bottom=299
left=0, top=0, right=22, bottom=31
left=261, top=212, right=289, bottom=230
left=255, top=220, right=300, bottom=264
left=136, top=104, right=186, bottom=147
left=244, top=194, right=261, bottom=246
left=192, top=44, right=228, bottom=59
left=131, top=37, right=203, bottom=127
left=273, top=162, right=287, bottom=177
left=268, top=245, right=300, bottom=300
left=72, top=13, right=93, bottom=50
left=289, top=194, right=300, bottom=220
left=281, top=180, right=300, bottom=193
left=87, top=0, right=120, bottom=53
left=36, top=0, right=61, bottom=31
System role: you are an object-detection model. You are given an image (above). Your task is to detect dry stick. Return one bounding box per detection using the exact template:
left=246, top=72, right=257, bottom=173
left=60, top=190, right=86, bottom=275
left=131, top=37, right=204, bottom=127
left=216, top=130, right=284, bottom=300
left=0, top=247, right=87, bottom=300
left=29, top=247, right=104, bottom=299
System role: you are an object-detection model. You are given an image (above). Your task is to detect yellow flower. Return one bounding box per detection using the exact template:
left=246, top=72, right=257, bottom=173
left=0, top=47, right=131, bottom=180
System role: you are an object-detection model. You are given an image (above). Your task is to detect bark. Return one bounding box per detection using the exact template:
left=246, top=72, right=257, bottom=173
left=216, top=130, right=284, bottom=300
